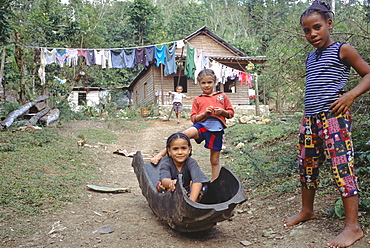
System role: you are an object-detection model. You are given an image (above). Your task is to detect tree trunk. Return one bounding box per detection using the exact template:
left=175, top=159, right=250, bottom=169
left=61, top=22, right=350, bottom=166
left=14, top=30, right=27, bottom=104
left=1, top=94, right=49, bottom=128
left=0, top=47, right=6, bottom=102
left=39, top=108, right=60, bottom=126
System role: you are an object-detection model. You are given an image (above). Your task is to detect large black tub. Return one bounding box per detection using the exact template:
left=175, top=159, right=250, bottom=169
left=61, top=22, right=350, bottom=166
left=132, top=151, right=247, bottom=232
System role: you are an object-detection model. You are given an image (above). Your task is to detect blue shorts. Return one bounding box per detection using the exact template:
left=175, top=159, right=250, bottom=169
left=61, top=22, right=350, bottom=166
left=193, top=123, right=224, bottom=151
left=298, top=111, right=358, bottom=197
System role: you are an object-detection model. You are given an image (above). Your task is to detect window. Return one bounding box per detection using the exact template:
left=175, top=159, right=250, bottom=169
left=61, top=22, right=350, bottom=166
left=173, top=76, right=187, bottom=93
left=78, top=92, right=87, bottom=105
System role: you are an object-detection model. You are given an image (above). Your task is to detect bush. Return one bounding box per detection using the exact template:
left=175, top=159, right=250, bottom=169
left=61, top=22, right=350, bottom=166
left=0, top=101, right=21, bottom=117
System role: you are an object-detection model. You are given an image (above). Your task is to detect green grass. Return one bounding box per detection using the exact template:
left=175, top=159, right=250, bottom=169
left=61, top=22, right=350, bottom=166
left=224, top=115, right=301, bottom=192
left=0, top=128, right=99, bottom=241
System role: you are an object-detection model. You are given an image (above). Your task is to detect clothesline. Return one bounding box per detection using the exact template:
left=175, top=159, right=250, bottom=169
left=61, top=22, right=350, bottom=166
left=29, top=38, right=252, bottom=88
left=25, top=39, right=183, bottom=51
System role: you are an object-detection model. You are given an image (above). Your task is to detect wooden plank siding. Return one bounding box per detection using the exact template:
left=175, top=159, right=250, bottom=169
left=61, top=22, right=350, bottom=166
left=181, top=34, right=238, bottom=57
left=133, top=65, right=251, bottom=107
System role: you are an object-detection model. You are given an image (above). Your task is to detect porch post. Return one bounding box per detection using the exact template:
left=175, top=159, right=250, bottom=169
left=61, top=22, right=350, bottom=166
left=254, top=73, right=260, bottom=116
left=161, top=64, right=164, bottom=105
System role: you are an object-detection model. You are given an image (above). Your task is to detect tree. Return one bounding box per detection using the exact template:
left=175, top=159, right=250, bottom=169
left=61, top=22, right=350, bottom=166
left=0, top=0, right=12, bottom=46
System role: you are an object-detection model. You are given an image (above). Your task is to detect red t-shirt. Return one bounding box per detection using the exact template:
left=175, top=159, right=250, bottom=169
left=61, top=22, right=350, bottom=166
left=190, top=92, right=234, bottom=127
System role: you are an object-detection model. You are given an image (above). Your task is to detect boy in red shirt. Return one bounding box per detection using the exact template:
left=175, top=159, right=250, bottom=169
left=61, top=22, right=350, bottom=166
left=151, top=69, right=234, bottom=180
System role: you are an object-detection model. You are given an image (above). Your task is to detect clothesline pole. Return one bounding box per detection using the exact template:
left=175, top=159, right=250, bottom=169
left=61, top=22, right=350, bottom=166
left=176, top=46, right=185, bottom=87
left=254, top=73, right=260, bottom=116
left=161, top=63, right=164, bottom=105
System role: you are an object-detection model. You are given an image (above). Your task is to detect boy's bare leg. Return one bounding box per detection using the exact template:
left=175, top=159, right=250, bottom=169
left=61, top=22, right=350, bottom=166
left=210, top=150, right=220, bottom=180
left=326, top=194, right=363, bottom=248
left=284, top=188, right=316, bottom=226
left=150, top=127, right=199, bottom=165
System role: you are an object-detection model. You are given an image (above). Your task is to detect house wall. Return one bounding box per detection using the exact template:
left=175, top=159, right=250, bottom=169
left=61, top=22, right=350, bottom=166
left=68, top=90, right=110, bottom=111
left=132, top=67, right=155, bottom=106
left=136, top=65, right=252, bottom=107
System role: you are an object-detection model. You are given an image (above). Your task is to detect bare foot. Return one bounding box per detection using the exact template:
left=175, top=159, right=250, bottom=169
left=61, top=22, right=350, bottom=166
left=284, top=211, right=316, bottom=227
left=326, top=226, right=363, bottom=248
left=150, top=155, right=162, bottom=165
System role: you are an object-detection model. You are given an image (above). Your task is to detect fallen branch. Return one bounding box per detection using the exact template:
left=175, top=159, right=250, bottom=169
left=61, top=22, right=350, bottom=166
left=26, top=106, right=52, bottom=126
left=1, top=94, right=49, bottom=128
left=39, top=107, right=60, bottom=126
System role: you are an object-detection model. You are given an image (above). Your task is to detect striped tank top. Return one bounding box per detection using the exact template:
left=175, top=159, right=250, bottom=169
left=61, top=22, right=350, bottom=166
left=304, top=42, right=350, bottom=116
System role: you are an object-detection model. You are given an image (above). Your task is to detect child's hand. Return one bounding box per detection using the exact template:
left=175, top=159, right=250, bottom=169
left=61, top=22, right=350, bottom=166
left=169, top=180, right=177, bottom=192
left=329, top=93, right=355, bottom=115
left=214, top=107, right=225, bottom=116
left=205, top=106, right=214, bottom=115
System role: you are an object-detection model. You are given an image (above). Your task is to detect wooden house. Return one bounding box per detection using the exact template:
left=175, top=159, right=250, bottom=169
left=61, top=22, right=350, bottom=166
left=128, top=26, right=267, bottom=109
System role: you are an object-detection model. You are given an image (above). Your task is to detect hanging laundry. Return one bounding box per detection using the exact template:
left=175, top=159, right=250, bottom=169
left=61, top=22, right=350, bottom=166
left=164, top=42, right=177, bottom=76
left=135, top=47, right=146, bottom=68
left=194, top=52, right=209, bottom=83
left=238, top=71, right=246, bottom=86
left=247, top=74, right=252, bottom=88
left=111, top=49, right=124, bottom=68
left=145, top=46, right=155, bottom=67
left=123, top=49, right=136, bottom=68
left=155, top=44, right=167, bottom=67
left=38, top=49, right=46, bottom=85
left=66, top=49, right=78, bottom=67
left=43, top=48, right=56, bottom=65
left=77, top=49, right=87, bottom=58
left=102, top=49, right=112, bottom=69
left=86, top=49, right=96, bottom=66
left=56, top=49, right=69, bottom=67
left=184, top=43, right=196, bottom=80
left=94, top=50, right=105, bottom=66
left=209, top=60, right=222, bottom=84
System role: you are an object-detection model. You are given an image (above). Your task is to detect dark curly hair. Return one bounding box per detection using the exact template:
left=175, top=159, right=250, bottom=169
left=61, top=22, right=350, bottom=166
left=300, top=0, right=333, bottom=25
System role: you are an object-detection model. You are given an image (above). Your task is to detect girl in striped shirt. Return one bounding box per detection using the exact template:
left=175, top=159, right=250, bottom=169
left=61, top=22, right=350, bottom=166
left=284, top=1, right=370, bottom=248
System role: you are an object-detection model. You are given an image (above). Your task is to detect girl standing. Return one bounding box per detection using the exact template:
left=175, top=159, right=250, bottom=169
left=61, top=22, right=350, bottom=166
left=151, top=69, right=234, bottom=180
left=157, top=133, right=209, bottom=202
left=285, top=1, right=370, bottom=248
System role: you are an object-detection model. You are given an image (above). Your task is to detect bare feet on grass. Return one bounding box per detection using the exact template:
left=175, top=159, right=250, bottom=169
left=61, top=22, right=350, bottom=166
left=284, top=211, right=316, bottom=227
left=326, top=226, right=363, bottom=248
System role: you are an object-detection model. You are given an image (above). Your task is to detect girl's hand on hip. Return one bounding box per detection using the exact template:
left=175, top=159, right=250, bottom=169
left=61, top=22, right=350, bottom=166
left=329, top=93, right=354, bottom=115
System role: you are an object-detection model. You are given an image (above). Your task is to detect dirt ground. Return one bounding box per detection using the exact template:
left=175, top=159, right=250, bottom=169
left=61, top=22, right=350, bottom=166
left=9, top=119, right=370, bottom=248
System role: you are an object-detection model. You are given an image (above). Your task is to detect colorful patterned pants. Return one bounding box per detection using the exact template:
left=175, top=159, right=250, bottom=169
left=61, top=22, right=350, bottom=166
left=298, top=111, right=358, bottom=197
